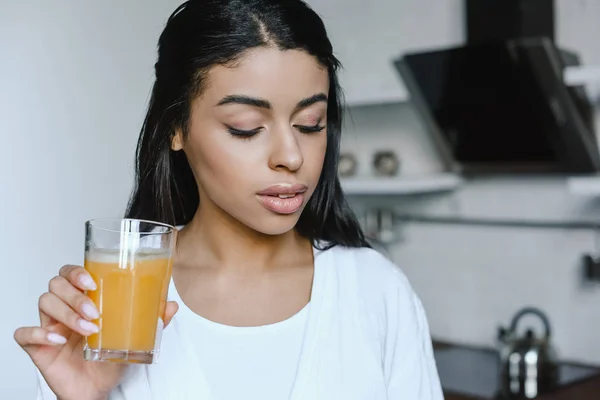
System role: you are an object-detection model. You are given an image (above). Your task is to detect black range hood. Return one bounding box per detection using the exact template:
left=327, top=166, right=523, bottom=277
left=394, top=1, right=600, bottom=174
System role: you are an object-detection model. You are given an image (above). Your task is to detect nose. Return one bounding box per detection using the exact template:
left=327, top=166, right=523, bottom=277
left=268, top=127, right=304, bottom=173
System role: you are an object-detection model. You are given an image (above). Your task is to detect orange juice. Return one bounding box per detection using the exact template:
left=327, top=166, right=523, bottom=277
left=84, top=250, right=172, bottom=352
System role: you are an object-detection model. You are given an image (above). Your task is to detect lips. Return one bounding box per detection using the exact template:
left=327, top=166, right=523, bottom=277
left=256, top=184, right=308, bottom=214
left=257, top=184, right=308, bottom=197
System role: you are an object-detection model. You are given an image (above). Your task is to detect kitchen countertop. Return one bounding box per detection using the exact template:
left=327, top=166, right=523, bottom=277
left=443, top=377, right=600, bottom=400
left=535, top=376, right=600, bottom=399
left=433, top=341, right=600, bottom=400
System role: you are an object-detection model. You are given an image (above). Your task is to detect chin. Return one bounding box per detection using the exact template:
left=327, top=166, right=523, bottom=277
left=243, top=212, right=303, bottom=236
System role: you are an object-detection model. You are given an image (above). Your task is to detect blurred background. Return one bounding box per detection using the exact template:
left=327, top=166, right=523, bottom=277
left=1, top=0, right=599, bottom=398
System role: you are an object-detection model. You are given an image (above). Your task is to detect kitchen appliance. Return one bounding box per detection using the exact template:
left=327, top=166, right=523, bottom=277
left=395, top=37, right=600, bottom=174
left=496, top=307, right=559, bottom=399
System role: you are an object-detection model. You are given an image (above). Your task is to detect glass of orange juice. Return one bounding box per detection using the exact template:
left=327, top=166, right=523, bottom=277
left=83, top=218, right=176, bottom=364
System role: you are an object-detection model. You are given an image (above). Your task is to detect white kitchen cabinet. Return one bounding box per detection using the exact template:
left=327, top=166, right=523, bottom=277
left=306, top=0, right=464, bottom=107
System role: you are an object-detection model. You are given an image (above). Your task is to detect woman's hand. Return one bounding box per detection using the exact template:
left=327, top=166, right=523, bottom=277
left=14, top=265, right=178, bottom=400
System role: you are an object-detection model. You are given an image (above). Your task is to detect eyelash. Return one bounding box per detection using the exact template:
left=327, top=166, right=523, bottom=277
left=226, top=124, right=325, bottom=138
left=227, top=126, right=261, bottom=138
left=297, top=124, right=326, bottom=134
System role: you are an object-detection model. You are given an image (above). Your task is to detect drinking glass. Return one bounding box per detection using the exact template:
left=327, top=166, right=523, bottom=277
left=83, top=218, right=176, bottom=364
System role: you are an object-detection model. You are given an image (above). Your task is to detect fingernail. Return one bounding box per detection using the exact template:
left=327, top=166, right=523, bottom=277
left=78, top=319, right=100, bottom=334
left=47, top=333, right=67, bottom=345
left=81, top=303, right=100, bottom=320
left=80, top=274, right=97, bottom=291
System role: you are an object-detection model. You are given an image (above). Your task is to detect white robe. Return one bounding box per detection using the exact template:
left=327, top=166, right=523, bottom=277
left=37, top=245, right=444, bottom=399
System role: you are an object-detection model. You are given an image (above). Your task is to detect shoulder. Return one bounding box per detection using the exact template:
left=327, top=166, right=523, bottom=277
left=322, top=248, right=443, bottom=397
left=319, top=245, right=425, bottom=331
left=319, top=245, right=432, bottom=356
left=323, top=245, right=416, bottom=302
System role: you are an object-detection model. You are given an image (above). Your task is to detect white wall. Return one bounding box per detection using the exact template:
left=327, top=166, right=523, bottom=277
left=0, top=1, right=182, bottom=397
left=557, top=0, right=600, bottom=65
left=342, top=0, right=600, bottom=365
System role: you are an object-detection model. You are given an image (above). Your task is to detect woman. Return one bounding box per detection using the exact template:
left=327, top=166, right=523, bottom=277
left=15, top=0, right=443, bottom=399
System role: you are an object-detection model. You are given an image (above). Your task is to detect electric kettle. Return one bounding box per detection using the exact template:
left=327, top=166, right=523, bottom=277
left=496, top=307, right=559, bottom=399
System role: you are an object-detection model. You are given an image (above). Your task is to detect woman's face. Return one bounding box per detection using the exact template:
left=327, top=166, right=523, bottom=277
left=173, top=47, right=329, bottom=235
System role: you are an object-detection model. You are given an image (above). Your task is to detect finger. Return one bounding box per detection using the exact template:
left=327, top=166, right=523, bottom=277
left=38, top=292, right=99, bottom=336
left=48, top=276, right=99, bottom=321
left=163, top=301, right=179, bottom=328
left=58, top=264, right=96, bottom=291
left=14, top=326, right=67, bottom=350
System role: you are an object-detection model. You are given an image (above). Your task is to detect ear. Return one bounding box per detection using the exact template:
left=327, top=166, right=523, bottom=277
left=171, top=129, right=184, bottom=151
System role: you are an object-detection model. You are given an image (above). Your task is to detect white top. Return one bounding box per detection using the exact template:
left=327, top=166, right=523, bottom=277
left=37, top=245, right=444, bottom=400
left=173, top=287, right=309, bottom=400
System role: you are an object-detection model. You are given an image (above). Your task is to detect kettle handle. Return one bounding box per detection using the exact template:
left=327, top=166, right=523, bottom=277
left=509, top=307, right=552, bottom=339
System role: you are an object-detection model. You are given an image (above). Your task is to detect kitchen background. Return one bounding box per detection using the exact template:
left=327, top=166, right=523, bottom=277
left=318, top=0, right=600, bottom=366
left=1, top=0, right=599, bottom=398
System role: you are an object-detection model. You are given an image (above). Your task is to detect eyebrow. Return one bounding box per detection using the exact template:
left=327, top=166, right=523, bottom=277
left=215, top=92, right=328, bottom=111
left=216, top=95, right=271, bottom=109
left=294, top=93, right=328, bottom=112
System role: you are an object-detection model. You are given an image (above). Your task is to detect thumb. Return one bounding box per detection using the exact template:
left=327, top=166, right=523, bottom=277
left=163, top=301, right=179, bottom=328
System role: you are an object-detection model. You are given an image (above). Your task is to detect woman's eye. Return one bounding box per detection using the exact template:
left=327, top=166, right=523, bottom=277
left=295, top=124, right=325, bottom=134
left=227, top=126, right=261, bottom=138
left=226, top=123, right=325, bottom=137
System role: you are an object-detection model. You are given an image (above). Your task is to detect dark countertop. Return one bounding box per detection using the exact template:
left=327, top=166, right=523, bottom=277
left=536, top=376, right=600, bottom=400
left=443, top=377, right=600, bottom=400
left=433, top=341, right=600, bottom=400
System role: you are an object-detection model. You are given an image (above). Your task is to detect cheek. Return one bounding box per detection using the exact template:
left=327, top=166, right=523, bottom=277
left=301, top=134, right=328, bottom=178
left=186, top=132, right=258, bottom=191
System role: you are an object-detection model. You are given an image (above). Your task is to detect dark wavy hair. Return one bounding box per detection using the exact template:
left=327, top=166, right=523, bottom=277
left=125, top=0, right=369, bottom=249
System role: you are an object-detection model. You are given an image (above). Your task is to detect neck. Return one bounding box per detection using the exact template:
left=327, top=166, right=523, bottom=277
left=175, top=202, right=312, bottom=273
